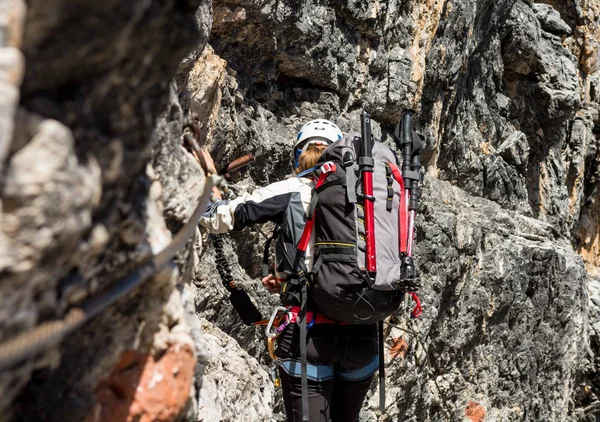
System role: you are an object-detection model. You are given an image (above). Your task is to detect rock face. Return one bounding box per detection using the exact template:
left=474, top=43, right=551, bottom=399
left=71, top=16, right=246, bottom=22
left=371, top=177, right=587, bottom=421
left=194, top=0, right=599, bottom=420
left=0, top=0, right=598, bottom=422
left=195, top=318, right=274, bottom=421
left=0, top=0, right=219, bottom=421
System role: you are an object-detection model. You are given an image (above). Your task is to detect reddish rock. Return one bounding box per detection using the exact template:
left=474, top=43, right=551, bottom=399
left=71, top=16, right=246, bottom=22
left=88, top=343, right=196, bottom=422
left=465, top=401, right=486, bottom=422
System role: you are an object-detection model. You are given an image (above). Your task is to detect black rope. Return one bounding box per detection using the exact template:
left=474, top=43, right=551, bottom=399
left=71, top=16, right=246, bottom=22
left=211, top=234, right=236, bottom=292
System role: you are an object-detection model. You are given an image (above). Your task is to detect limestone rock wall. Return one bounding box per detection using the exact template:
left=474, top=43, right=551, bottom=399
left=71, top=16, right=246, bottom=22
left=191, top=0, right=599, bottom=421
left=0, top=0, right=598, bottom=421
left=0, top=0, right=221, bottom=421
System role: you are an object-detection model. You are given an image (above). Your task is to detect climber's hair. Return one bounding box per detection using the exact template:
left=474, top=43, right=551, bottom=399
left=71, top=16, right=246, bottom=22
left=295, top=144, right=327, bottom=175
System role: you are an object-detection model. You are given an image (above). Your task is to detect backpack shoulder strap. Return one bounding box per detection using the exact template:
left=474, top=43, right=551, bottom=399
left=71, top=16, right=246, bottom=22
left=296, top=162, right=336, bottom=254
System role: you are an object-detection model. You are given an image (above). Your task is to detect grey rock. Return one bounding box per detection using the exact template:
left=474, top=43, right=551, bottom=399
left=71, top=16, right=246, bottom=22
left=197, top=0, right=598, bottom=420
left=196, top=318, right=274, bottom=421
left=0, top=0, right=599, bottom=420
left=532, top=3, right=573, bottom=35
left=360, top=177, right=588, bottom=421
left=0, top=0, right=212, bottom=420
left=152, top=82, right=205, bottom=225
left=1, top=116, right=102, bottom=342
left=496, top=130, right=530, bottom=174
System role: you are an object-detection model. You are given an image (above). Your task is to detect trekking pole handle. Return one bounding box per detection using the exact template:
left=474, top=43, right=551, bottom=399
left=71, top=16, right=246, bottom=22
left=409, top=153, right=421, bottom=211
left=360, top=109, right=374, bottom=162
left=359, top=110, right=375, bottom=176
left=400, top=110, right=414, bottom=176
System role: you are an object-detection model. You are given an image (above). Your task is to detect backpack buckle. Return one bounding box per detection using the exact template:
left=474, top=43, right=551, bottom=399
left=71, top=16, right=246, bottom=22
left=321, top=161, right=336, bottom=174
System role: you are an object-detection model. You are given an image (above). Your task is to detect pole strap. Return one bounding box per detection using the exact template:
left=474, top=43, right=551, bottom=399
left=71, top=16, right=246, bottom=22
left=409, top=292, right=423, bottom=318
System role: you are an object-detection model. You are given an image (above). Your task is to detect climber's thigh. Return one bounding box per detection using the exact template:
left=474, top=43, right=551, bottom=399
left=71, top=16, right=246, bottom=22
left=329, top=324, right=378, bottom=422
left=279, top=368, right=334, bottom=422
left=330, top=374, right=374, bottom=422
left=276, top=324, right=339, bottom=421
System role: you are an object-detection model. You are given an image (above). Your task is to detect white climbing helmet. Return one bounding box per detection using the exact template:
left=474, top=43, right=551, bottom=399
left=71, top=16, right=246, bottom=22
left=293, top=119, right=343, bottom=168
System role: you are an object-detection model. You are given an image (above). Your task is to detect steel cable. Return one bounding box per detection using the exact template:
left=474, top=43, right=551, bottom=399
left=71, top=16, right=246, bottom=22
left=0, top=174, right=219, bottom=370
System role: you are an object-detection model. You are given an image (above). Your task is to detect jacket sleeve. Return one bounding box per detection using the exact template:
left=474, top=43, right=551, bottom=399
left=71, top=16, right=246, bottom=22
left=199, top=179, right=296, bottom=234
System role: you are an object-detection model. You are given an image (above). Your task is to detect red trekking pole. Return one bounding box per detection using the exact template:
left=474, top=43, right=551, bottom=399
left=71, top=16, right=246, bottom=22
left=360, top=109, right=377, bottom=280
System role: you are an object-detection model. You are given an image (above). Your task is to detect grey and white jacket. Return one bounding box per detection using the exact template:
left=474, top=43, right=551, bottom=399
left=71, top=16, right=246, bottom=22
left=199, top=176, right=315, bottom=278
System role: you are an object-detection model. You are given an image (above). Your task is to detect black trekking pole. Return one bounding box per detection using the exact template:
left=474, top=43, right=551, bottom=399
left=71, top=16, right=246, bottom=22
left=395, top=110, right=422, bottom=286
left=392, top=110, right=423, bottom=319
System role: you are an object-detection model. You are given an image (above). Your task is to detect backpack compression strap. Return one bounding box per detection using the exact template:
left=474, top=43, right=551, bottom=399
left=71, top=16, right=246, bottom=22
left=294, top=161, right=336, bottom=422
left=387, top=162, right=407, bottom=254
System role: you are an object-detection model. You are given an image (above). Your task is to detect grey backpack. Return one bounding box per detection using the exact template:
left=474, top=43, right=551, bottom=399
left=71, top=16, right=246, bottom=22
left=278, top=132, right=416, bottom=324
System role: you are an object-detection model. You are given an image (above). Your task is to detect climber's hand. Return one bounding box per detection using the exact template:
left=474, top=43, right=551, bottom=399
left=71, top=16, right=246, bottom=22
left=261, top=274, right=281, bottom=294
left=211, top=186, right=222, bottom=201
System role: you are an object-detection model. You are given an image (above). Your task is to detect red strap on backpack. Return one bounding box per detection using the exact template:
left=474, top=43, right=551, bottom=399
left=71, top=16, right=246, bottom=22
left=297, top=162, right=336, bottom=253
left=387, top=162, right=407, bottom=254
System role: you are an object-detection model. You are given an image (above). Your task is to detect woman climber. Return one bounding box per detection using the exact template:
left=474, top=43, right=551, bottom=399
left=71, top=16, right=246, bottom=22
left=199, top=119, right=379, bottom=422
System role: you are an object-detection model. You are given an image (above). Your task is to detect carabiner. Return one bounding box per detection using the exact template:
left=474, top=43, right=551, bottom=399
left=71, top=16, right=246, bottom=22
left=265, top=306, right=291, bottom=339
